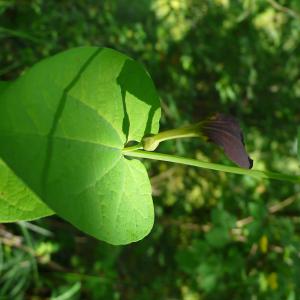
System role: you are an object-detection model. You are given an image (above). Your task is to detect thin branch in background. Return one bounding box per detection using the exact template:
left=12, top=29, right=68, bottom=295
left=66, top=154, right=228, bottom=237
left=150, top=166, right=178, bottom=195
left=0, top=61, right=21, bottom=77
left=160, top=100, right=177, bottom=121
left=0, top=27, right=42, bottom=43
left=0, top=225, right=66, bottom=272
left=150, top=166, right=177, bottom=184
left=236, top=193, right=300, bottom=228
left=268, top=194, right=298, bottom=213
left=235, top=215, right=253, bottom=228
left=162, top=193, right=300, bottom=258
left=249, top=243, right=300, bottom=258
left=0, top=225, right=112, bottom=279
left=17, top=221, right=53, bottom=237
left=267, top=0, right=300, bottom=19
left=162, top=193, right=300, bottom=234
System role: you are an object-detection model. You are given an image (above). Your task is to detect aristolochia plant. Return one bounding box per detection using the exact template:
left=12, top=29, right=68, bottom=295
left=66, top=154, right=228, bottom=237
left=0, top=47, right=299, bottom=245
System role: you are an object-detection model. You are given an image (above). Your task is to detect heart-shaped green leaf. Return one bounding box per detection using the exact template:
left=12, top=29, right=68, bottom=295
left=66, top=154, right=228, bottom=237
left=0, top=47, right=161, bottom=245
left=0, top=81, right=52, bottom=222
left=0, top=159, right=53, bottom=222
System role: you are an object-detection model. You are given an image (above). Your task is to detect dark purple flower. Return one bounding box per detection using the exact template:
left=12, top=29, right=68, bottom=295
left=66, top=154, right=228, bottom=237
left=200, top=113, right=253, bottom=169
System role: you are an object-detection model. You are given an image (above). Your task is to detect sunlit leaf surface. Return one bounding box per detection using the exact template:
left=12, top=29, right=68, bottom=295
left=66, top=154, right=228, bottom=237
left=0, top=47, right=161, bottom=244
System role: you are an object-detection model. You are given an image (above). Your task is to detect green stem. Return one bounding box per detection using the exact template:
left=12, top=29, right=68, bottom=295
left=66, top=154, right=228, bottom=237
left=149, top=125, right=200, bottom=142
left=123, top=150, right=300, bottom=184
left=142, top=124, right=201, bottom=151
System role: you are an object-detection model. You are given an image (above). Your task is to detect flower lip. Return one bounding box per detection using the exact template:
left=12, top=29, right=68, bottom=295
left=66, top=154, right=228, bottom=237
left=200, top=113, right=253, bottom=169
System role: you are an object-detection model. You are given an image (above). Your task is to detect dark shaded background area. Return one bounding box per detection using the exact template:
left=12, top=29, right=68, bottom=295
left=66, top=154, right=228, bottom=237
left=1, top=1, right=300, bottom=299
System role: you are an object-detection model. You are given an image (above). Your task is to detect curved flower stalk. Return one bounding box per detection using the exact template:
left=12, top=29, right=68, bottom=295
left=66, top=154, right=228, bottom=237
left=142, top=113, right=253, bottom=169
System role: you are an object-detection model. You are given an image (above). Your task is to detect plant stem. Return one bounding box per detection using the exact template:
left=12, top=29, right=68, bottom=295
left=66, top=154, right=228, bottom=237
left=123, top=124, right=200, bottom=152
left=142, top=124, right=201, bottom=151
left=123, top=150, right=300, bottom=184
left=148, top=125, right=200, bottom=142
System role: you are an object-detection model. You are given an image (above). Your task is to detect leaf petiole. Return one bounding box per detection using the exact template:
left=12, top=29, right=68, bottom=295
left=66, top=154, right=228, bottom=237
left=123, top=150, right=300, bottom=184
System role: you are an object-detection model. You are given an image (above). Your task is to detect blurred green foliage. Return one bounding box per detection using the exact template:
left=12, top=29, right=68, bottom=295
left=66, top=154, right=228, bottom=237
left=1, top=0, right=300, bottom=299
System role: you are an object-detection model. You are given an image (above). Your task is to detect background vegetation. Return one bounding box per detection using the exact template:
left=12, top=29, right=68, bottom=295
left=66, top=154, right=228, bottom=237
left=1, top=0, right=300, bottom=299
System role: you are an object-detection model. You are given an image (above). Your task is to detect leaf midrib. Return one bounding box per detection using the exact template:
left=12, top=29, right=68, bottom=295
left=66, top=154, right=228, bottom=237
left=0, top=132, right=124, bottom=150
